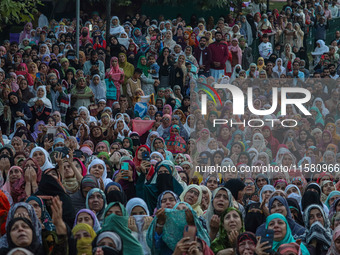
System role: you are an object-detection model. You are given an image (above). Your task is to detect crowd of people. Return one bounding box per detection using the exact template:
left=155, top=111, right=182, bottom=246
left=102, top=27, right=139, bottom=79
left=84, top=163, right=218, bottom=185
left=1, top=0, right=340, bottom=254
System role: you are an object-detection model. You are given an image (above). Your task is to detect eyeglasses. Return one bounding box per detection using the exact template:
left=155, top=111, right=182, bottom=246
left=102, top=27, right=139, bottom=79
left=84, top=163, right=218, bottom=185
left=245, top=182, right=254, bottom=186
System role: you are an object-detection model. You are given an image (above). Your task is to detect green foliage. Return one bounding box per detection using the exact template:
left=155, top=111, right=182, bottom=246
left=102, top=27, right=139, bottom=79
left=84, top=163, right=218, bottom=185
left=0, top=0, right=43, bottom=29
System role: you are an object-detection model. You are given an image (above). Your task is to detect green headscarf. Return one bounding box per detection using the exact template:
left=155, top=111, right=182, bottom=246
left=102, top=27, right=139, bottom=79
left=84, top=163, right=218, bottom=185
left=99, top=202, right=143, bottom=255
left=211, top=207, right=244, bottom=254
left=137, top=55, right=149, bottom=76
left=146, top=202, right=210, bottom=254
left=103, top=202, right=127, bottom=218
left=265, top=213, right=310, bottom=255
left=122, top=137, right=134, bottom=154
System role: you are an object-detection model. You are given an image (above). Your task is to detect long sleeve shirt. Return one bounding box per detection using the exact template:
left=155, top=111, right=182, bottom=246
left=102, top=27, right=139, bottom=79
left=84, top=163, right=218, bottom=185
left=83, top=60, right=105, bottom=80
left=193, top=46, right=212, bottom=72
left=208, top=42, right=229, bottom=70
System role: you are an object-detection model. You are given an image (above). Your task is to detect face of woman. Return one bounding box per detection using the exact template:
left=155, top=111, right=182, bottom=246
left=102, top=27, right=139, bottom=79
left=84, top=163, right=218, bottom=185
left=213, top=189, right=230, bottom=213
left=232, top=144, right=242, bottom=154
left=309, top=208, right=324, bottom=227
left=90, top=164, right=104, bottom=179
left=37, top=88, right=44, bottom=98
left=160, top=192, right=176, bottom=209
left=282, top=154, right=293, bottom=166
left=184, top=188, right=199, bottom=205
left=28, top=200, right=42, bottom=219
left=92, top=127, right=102, bottom=138
left=131, top=206, right=147, bottom=216
left=9, top=168, right=22, bottom=184
left=323, top=181, right=335, bottom=195
left=267, top=218, right=287, bottom=241
left=323, top=133, right=331, bottom=143
left=10, top=220, right=33, bottom=247
left=270, top=199, right=287, bottom=216
left=32, top=150, right=45, bottom=167
left=223, top=210, right=242, bottom=232
left=9, top=95, right=18, bottom=105
left=118, top=54, right=126, bottom=63
left=106, top=205, right=122, bottom=217
left=74, top=229, right=91, bottom=240
left=76, top=212, right=94, bottom=227
left=98, top=236, right=119, bottom=250
left=207, top=177, right=218, bottom=191
left=88, top=192, right=104, bottom=212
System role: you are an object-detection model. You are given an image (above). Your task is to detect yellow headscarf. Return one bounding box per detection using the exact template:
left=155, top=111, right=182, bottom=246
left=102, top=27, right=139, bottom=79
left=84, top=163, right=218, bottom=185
left=257, top=57, right=265, bottom=71
left=72, top=223, right=97, bottom=255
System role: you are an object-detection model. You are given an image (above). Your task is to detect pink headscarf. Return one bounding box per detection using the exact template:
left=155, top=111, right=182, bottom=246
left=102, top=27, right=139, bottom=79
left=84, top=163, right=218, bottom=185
left=229, top=38, right=242, bottom=66
left=163, top=104, right=173, bottom=115
left=79, top=27, right=93, bottom=46
left=107, top=57, right=124, bottom=80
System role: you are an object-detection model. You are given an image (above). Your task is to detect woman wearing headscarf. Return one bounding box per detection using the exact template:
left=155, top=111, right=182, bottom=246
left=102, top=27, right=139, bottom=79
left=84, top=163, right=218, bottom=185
left=273, top=58, right=286, bottom=77
left=105, top=58, right=123, bottom=105
left=26, top=196, right=55, bottom=232
left=29, top=147, right=54, bottom=172
left=118, top=53, right=134, bottom=95
left=1, top=217, right=44, bottom=254
left=179, top=184, right=203, bottom=216
left=99, top=202, right=144, bottom=254
left=89, top=74, right=106, bottom=103
left=86, top=188, right=107, bottom=222
left=265, top=213, right=310, bottom=255
left=156, top=114, right=172, bottom=140
left=92, top=231, right=123, bottom=255
left=114, top=159, right=138, bottom=200
left=211, top=207, right=245, bottom=254
left=87, top=158, right=112, bottom=187
left=132, top=27, right=149, bottom=54
left=147, top=201, right=209, bottom=255
left=70, top=174, right=99, bottom=213
left=136, top=160, right=185, bottom=213
left=110, top=16, right=125, bottom=37
left=27, top=86, right=52, bottom=124
left=301, top=204, right=332, bottom=255
left=35, top=169, right=75, bottom=228
left=72, top=223, right=97, bottom=255
left=203, top=187, right=234, bottom=239
left=157, top=47, right=174, bottom=89
left=165, top=125, right=186, bottom=154
left=328, top=225, right=340, bottom=255
left=256, top=196, right=305, bottom=238
left=19, top=22, right=33, bottom=43
left=126, top=198, right=152, bottom=255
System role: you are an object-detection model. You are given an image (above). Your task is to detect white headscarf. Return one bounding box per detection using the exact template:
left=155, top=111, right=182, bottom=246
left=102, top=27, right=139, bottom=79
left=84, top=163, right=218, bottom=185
left=312, top=97, right=330, bottom=116
left=114, top=117, right=131, bottom=141
left=78, top=106, right=90, bottom=122
left=110, top=16, right=125, bottom=36
left=89, top=74, right=106, bottom=103
left=27, top=86, right=52, bottom=109
left=273, top=58, right=286, bottom=77
left=29, top=147, right=54, bottom=171
left=312, top=40, right=329, bottom=55
left=9, top=119, right=26, bottom=139
left=87, top=158, right=112, bottom=186
left=251, top=133, right=267, bottom=152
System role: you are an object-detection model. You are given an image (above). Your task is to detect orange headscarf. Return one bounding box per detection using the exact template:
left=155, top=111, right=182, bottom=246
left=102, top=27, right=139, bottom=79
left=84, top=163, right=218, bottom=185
left=0, top=190, right=10, bottom=235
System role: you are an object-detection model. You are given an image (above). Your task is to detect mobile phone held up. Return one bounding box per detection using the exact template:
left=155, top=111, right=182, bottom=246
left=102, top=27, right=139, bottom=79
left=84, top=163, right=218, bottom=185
left=259, top=229, right=274, bottom=254
left=183, top=225, right=197, bottom=242
left=121, top=162, right=129, bottom=179
left=142, top=151, right=150, bottom=161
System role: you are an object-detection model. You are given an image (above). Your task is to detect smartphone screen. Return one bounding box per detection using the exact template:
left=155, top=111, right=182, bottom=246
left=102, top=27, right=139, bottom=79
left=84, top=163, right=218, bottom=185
left=260, top=229, right=274, bottom=253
